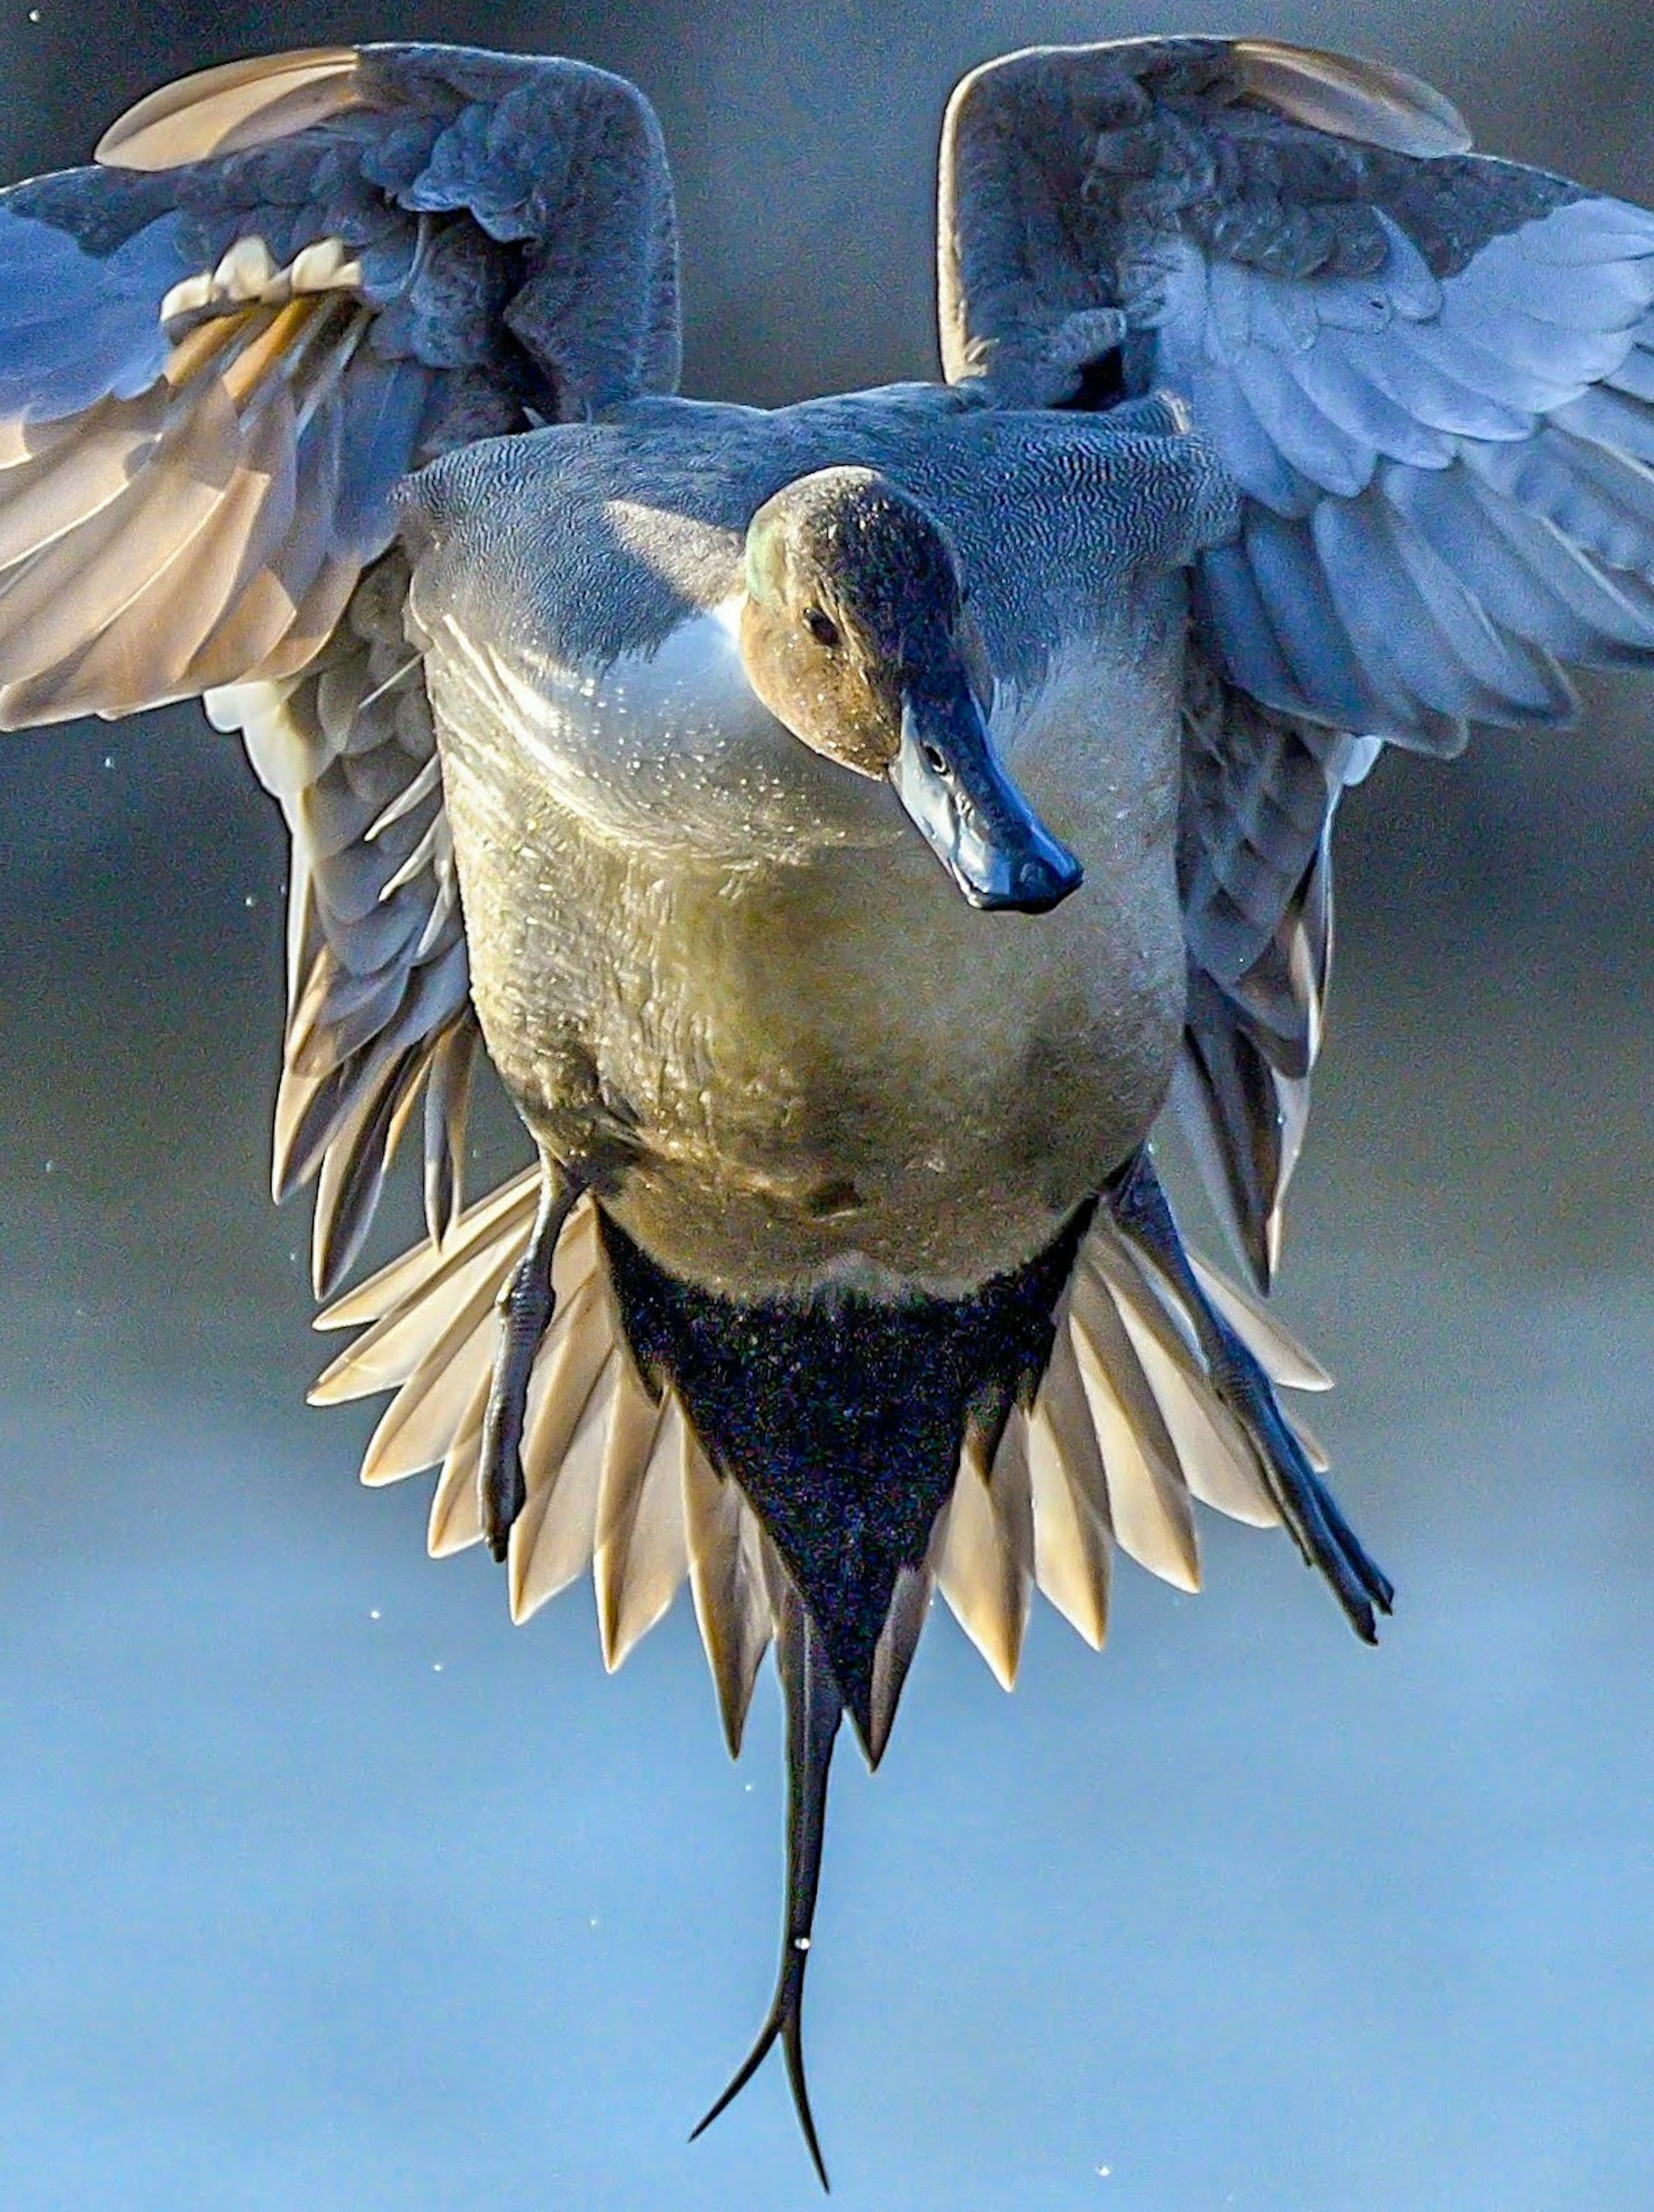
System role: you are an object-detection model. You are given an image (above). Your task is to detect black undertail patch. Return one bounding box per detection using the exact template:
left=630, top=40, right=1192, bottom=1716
left=598, top=1201, right=1095, bottom=1752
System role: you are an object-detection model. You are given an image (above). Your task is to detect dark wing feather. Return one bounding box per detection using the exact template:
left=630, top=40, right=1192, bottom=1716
left=0, top=44, right=680, bottom=1280
left=940, top=34, right=1654, bottom=1276
left=210, top=547, right=476, bottom=1298
left=1175, top=638, right=1376, bottom=1285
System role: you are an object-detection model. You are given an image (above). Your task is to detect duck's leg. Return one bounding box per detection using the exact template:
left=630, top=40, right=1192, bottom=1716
left=692, top=1584, right=842, bottom=2190
left=478, top=1162, right=585, bottom=1559
left=1110, top=1148, right=1396, bottom=1641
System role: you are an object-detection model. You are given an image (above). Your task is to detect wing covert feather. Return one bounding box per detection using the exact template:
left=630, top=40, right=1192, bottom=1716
left=0, top=42, right=679, bottom=725
left=939, top=34, right=1654, bottom=747
left=941, top=34, right=1654, bottom=1275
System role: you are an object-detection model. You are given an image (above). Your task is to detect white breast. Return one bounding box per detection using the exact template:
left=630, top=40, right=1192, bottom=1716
left=427, top=599, right=900, bottom=867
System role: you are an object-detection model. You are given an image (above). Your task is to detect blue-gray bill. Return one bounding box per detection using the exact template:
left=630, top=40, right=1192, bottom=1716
left=889, top=685, right=1082, bottom=914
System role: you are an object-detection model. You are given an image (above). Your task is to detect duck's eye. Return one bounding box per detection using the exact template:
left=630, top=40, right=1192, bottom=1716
left=804, top=607, right=840, bottom=650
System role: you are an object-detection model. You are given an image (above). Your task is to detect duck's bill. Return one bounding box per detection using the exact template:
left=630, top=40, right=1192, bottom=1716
left=890, top=685, right=1082, bottom=913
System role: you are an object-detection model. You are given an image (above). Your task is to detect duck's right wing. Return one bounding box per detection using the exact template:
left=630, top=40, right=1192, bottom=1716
left=0, top=45, right=681, bottom=1289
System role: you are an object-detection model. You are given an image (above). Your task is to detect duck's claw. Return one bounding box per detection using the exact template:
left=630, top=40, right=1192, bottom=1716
left=477, top=1167, right=581, bottom=1559
left=1109, top=1149, right=1395, bottom=1640
left=692, top=1587, right=842, bottom=2190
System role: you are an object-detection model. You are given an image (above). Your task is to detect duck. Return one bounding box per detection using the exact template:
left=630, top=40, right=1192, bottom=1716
left=4, top=31, right=1654, bottom=2182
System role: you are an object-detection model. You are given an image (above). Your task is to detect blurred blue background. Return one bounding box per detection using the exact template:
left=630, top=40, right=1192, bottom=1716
left=1, top=3, right=1651, bottom=2206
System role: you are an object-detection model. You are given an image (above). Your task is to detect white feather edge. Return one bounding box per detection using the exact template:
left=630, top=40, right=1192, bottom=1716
left=315, top=1175, right=1338, bottom=1716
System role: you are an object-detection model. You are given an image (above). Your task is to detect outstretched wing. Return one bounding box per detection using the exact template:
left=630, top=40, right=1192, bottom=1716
left=0, top=44, right=681, bottom=1289
left=939, top=35, right=1654, bottom=1279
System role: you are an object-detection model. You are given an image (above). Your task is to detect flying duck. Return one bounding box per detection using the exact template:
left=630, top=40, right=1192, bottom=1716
left=5, top=32, right=1654, bottom=2181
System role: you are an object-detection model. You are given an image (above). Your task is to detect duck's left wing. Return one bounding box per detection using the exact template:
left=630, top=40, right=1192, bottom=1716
left=940, top=35, right=1654, bottom=1279
left=939, top=33, right=1654, bottom=752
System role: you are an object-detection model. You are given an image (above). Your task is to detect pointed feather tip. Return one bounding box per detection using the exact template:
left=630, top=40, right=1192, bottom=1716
left=1341, top=1580, right=1387, bottom=1646
left=1233, top=39, right=1472, bottom=158
left=96, top=48, right=363, bottom=171
left=689, top=1993, right=830, bottom=2191
left=1188, top=1252, right=1334, bottom=1392
left=935, top=1428, right=1033, bottom=1691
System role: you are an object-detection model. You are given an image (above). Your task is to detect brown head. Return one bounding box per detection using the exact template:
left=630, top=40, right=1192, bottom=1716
left=738, top=467, right=1081, bottom=912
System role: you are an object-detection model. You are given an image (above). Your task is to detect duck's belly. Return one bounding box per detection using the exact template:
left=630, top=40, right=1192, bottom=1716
left=433, top=644, right=1186, bottom=1300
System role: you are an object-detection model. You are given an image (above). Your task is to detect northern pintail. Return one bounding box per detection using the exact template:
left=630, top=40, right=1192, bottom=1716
left=6, top=34, right=1654, bottom=2178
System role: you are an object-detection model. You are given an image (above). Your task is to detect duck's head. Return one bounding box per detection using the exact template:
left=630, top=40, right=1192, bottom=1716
left=739, top=467, right=1082, bottom=913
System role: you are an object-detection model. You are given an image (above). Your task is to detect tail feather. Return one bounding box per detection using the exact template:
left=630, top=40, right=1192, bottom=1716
left=1189, top=1250, right=1333, bottom=1392
left=690, top=1588, right=840, bottom=2191
left=933, top=1422, right=1033, bottom=1691
left=508, top=1329, right=622, bottom=1625
left=1068, top=1258, right=1203, bottom=1592
left=313, top=1163, right=540, bottom=1332
left=681, top=1403, right=776, bottom=1757
left=311, top=1156, right=1386, bottom=2181
left=594, top=1375, right=681, bottom=1673
left=1284, top=1407, right=1331, bottom=1474
left=1027, top=1386, right=1112, bottom=1651
left=425, top=1364, right=492, bottom=1558
left=312, top=1157, right=1372, bottom=1711
left=357, top=1277, right=505, bottom=1487
left=867, top=1558, right=933, bottom=1766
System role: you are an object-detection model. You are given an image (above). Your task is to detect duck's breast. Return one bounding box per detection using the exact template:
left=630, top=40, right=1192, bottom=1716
left=407, top=406, right=1191, bottom=1296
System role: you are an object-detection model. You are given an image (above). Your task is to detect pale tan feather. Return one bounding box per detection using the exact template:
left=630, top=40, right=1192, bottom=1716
left=1029, top=1298, right=1113, bottom=1534
left=425, top=1365, right=492, bottom=1559
left=1116, top=1302, right=1280, bottom=1529
left=310, top=1230, right=524, bottom=1404
left=0, top=408, right=88, bottom=470
left=1027, top=1381, right=1112, bottom=1652
left=1188, top=1251, right=1334, bottom=1391
left=1088, top=1232, right=1281, bottom=1527
left=680, top=1404, right=774, bottom=1756
left=1232, top=38, right=1472, bottom=158
left=0, top=385, right=239, bottom=676
left=96, top=48, right=362, bottom=171
left=214, top=546, right=361, bottom=688
left=989, top=1404, right=1035, bottom=1595
left=935, top=1431, right=1031, bottom=1692
left=594, top=1364, right=687, bottom=1673
left=509, top=1343, right=622, bottom=1626
left=1285, top=1409, right=1331, bottom=1475
left=0, top=387, right=169, bottom=567
left=358, top=1270, right=504, bottom=1487
left=1068, top=1263, right=1201, bottom=1592
left=185, top=555, right=311, bottom=696
left=314, top=1167, right=541, bottom=1328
